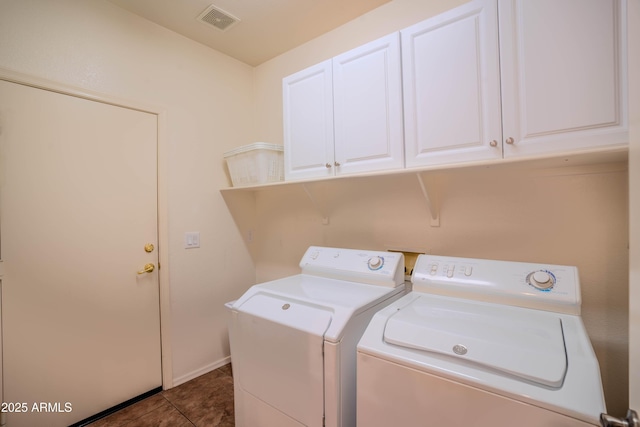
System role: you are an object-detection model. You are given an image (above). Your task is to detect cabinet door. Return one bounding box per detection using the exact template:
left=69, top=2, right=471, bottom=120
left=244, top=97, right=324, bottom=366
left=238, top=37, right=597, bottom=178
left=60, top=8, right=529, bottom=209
left=499, top=0, right=627, bottom=158
left=333, top=33, right=404, bottom=175
left=283, top=60, right=335, bottom=181
left=402, top=0, right=502, bottom=168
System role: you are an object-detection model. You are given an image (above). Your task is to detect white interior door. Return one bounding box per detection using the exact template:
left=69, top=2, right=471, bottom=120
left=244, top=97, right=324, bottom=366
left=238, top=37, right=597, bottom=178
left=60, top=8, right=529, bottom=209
left=0, top=80, right=162, bottom=427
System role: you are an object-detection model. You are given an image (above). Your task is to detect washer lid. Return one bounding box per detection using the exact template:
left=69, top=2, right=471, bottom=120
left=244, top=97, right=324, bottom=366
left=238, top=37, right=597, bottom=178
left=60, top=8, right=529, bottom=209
left=383, top=295, right=568, bottom=388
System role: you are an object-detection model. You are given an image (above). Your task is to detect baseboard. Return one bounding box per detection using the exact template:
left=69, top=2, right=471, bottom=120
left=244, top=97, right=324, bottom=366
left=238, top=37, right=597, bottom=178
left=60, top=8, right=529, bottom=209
left=70, top=387, right=162, bottom=427
left=171, top=356, right=231, bottom=388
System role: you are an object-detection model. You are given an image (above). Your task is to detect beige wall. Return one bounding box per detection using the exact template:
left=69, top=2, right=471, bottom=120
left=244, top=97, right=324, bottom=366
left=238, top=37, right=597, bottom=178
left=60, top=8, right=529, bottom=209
left=0, top=0, right=255, bottom=385
left=252, top=0, right=630, bottom=416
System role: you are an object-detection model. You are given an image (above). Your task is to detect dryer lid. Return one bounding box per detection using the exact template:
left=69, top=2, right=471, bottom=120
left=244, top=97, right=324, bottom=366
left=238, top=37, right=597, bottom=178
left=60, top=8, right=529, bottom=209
left=383, top=295, right=567, bottom=388
left=236, top=292, right=333, bottom=337
left=233, top=274, right=403, bottom=342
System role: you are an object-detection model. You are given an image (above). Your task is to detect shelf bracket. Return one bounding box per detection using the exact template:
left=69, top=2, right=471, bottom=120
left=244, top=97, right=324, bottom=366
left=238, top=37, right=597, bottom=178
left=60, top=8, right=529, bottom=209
left=416, top=173, right=440, bottom=227
left=302, top=183, right=330, bottom=225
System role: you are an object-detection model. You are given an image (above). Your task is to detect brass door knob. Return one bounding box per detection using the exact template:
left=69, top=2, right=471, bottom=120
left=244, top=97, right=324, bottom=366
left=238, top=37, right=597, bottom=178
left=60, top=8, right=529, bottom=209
left=137, top=263, right=155, bottom=274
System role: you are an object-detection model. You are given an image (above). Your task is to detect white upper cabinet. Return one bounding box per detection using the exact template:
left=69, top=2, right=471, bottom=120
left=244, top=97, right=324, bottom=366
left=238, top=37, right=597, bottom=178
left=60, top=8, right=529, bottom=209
left=402, top=0, right=503, bottom=167
left=332, top=33, right=404, bottom=175
left=403, top=0, right=627, bottom=168
left=281, top=0, right=627, bottom=182
left=499, top=0, right=627, bottom=158
left=283, top=33, right=404, bottom=181
left=283, top=60, right=335, bottom=181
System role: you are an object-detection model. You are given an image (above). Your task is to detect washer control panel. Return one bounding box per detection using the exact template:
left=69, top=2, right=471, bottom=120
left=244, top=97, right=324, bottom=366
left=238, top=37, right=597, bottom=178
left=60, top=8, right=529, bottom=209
left=300, top=246, right=404, bottom=288
left=412, top=255, right=581, bottom=315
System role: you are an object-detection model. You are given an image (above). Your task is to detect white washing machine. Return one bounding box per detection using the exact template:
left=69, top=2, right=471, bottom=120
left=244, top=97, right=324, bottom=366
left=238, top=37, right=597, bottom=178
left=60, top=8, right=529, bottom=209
left=357, top=254, right=606, bottom=427
left=228, top=246, right=406, bottom=427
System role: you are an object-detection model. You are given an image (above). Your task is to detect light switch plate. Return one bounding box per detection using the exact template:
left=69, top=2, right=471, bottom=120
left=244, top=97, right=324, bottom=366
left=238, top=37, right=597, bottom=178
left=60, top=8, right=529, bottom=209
left=184, top=231, right=200, bottom=249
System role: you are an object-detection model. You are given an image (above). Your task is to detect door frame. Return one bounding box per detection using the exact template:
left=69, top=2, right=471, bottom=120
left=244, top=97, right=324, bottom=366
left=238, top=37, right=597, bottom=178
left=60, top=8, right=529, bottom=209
left=0, top=67, right=173, bottom=389
left=629, top=0, right=639, bottom=412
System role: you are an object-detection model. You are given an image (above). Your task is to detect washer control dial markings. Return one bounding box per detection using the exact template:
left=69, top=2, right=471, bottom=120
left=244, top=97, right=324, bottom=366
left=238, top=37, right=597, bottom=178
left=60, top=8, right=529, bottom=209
left=367, top=256, right=384, bottom=270
left=527, top=270, right=556, bottom=291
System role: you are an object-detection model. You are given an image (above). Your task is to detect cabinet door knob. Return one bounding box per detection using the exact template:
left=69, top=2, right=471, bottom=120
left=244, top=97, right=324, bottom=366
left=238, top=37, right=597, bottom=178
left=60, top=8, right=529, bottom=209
left=334, top=161, right=341, bottom=167
left=325, top=163, right=332, bottom=168
left=489, top=140, right=498, bottom=147
left=505, top=137, right=515, bottom=145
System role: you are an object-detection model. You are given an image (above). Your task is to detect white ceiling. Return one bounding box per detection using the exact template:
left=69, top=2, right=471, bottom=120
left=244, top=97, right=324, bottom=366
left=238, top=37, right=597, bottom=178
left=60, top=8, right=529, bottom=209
left=108, top=0, right=391, bottom=66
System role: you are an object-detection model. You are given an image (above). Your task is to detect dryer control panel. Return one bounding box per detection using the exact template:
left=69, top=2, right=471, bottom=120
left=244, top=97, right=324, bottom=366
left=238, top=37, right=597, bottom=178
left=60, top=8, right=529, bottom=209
left=412, top=255, right=581, bottom=315
left=300, top=246, right=405, bottom=288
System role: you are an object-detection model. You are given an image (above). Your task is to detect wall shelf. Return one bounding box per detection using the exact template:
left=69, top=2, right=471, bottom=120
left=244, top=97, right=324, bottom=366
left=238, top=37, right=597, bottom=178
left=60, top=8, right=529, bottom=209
left=221, top=147, right=626, bottom=193
left=220, top=147, right=627, bottom=228
left=219, top=149, right=628, bottom=259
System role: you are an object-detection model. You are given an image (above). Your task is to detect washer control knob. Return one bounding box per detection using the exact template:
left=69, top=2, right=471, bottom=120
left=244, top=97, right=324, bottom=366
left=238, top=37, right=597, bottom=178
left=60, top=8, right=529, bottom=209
left=368, top=256, right=384, bottom=270
left=528, top=270, right=555, bottom=290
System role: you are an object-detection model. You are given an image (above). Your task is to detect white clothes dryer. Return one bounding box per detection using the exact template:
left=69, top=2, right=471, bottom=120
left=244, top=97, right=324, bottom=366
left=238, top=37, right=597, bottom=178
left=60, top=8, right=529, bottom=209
left=228, top=246, right=406, bottom=427
left=357, top=255, right=606, bottom=427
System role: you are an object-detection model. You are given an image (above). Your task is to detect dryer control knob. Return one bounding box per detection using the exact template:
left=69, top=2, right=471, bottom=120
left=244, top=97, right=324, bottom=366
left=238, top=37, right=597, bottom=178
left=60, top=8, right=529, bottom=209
left=367, top=256, right=384, bottom=270
left=528, top=270, right=555, bottom=290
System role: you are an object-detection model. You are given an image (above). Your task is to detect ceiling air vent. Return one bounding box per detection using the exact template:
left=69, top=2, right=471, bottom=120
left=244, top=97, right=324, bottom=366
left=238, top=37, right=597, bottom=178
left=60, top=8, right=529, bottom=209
left=197, top=4, right=240, bottom=32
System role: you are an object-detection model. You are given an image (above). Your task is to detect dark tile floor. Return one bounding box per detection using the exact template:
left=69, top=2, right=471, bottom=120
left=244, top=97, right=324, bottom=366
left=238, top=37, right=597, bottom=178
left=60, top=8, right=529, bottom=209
left=88, top=364, right=234, bottom=426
